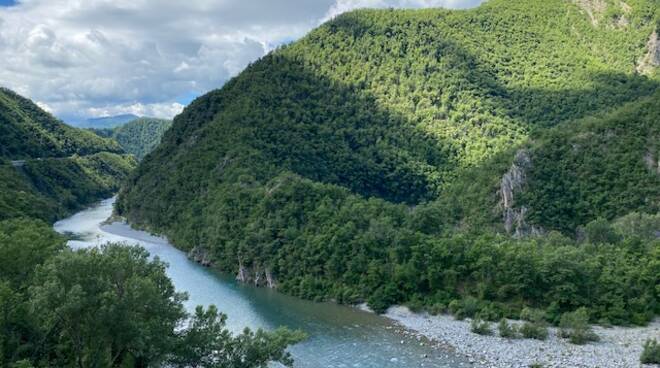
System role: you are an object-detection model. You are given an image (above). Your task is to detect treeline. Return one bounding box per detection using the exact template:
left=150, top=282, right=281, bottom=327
left=0, top=153, right=136, bottom=222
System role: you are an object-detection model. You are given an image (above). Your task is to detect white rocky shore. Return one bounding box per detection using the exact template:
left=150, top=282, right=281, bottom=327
left=384, top=306, right=659, bottom=368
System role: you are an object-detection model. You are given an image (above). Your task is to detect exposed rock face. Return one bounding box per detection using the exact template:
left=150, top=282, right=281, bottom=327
left=637, top=31, right=660, bottom=74
left=499, top=150, right=543, bottom=237
left=236, top=262, right=278, bottom=288
left=645, top=149, right=660, bottom=175
left=188, top=246, right=213, bottom=267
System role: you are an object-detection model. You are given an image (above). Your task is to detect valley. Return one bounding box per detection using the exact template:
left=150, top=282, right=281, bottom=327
left=0, top=0, right=658, bottom=366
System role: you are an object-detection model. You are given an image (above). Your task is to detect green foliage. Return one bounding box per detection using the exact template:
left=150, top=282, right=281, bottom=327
left=519, top=308, right=549, bottom=340
left=519, top=322, right=549, bottom=341
left=367, top=284, right=402, bottom=313
left=558, top=308, right=599, bottom=345
left=612, top=212, right=660, bottom=241
left=171, top=305, right=306, bottom=368
left=449, top=297, right=482, bottom=320
left=117, top=0, right=660, bottom=327
left=0, top=88, right=136, bottom=222
left=497, top=319, right=518, bottom=339
left=91, top=118, right=173, bottom=160
left=0, top=153, right=136, bottom=222
left=583, top=218, right=622, bottom=244
left=0, top=228, right=303, bottom=367
left=470, top=317, right=493, bottom=336
left=518, top=95, right=660, bottom=232
left=0, top=87, right=122, bottom=159
left=641, top=339, right=660, bottom=365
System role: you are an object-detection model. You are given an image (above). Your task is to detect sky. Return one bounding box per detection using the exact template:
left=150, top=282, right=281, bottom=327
left=0, top=0, right=484, bottom=123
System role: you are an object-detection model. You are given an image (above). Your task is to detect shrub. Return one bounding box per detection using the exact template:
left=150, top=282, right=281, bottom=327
left=450, top=296, right=481, bottom=320
left=641, top=339, right=660, bottom=365
left=470, top=317, right=493, bottom=336
left=520, top=322, right=549, bottom=340
left=521, top=307, right=546, bottom=323
left=498, top=318, right=519, bottom=339
left=479, top=303, right=505, bottom=321
left=428, top=303, right=446, bottom=316
left=367, top=283, right=401, bottom=314
left=559, top=308, right=599, bottom=345
left=519, top=309, right=548, bottom=340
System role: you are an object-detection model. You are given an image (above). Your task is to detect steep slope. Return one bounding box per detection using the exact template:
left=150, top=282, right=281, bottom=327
left=0, top=88, right=122, bottom=159
left=118, top=0, right=659, bottom=323
left=436, top=91, right=660, bottom=235
left=0, top=89, right=136, bottom=222
left=91, top=118, right=173, bottom=160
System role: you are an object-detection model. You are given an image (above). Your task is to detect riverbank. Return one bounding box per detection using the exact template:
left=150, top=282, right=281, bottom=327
left=385, top=306, right=659, bottom=368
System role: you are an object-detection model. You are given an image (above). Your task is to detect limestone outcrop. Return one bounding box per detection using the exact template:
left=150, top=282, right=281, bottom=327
left=499, top=150, right=543, bottom=237
left=237, top=262, right=278, bottom=288
left=188, top=246, right=213, bottom=267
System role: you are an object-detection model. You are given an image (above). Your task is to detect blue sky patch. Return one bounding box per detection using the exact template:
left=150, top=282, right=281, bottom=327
left=0, top=0, right=18, bottom=7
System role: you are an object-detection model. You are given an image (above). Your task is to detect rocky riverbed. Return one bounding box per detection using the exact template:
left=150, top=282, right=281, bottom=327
left=385, top=306, right=660, bottom=368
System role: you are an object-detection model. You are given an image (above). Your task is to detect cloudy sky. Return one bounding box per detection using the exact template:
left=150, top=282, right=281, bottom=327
left=0, top=0, right=483, bottom=123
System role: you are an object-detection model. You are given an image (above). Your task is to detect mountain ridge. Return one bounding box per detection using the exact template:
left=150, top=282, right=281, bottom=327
left=117, top=0, right=659, bottom=324
left=0, top=88, right=136, bottom=222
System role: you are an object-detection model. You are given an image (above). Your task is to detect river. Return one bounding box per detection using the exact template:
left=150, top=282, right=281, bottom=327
left=54, top=198, right=471, bottom=368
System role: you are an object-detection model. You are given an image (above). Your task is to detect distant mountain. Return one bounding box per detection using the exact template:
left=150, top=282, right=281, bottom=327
left=73, top=113, right=140, bottom=129
left=0, top=87, right=136, bottom=222
left=90, top=118, right=173, bottom=160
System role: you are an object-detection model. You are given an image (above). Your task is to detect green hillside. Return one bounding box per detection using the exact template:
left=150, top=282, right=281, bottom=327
left=0, top=88, right=123, bottom=159
left=91, top=118, right=173, bottom=160
left=118, top=0, right=659, bottom=324
left=0, top=88, right=136, bottom=222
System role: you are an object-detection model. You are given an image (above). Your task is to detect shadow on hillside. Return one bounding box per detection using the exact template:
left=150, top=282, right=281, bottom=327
left=125, top=11, right=659, bottom=240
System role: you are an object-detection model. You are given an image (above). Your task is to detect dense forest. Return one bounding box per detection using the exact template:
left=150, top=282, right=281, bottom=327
left=0, top=88, right=123, bottom=159
left=0, top=88, right=136, bottom=221
left=91, top=118, right=173, bottom=160
left=118, top=0, right=660, bottom=327
left=0, top=90, right=302, bottom=367
left=0, top=220, right=303, bottom=367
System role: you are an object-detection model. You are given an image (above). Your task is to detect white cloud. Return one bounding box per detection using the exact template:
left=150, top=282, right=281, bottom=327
left=0, top=0, right=484, bottom=122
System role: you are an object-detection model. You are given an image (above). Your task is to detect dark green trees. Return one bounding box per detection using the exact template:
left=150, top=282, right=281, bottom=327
left=91, top=118, right=173, bottom=160
left=0, top=222, right=303, bottom=367
left=0, top=88, right=136, bottom=222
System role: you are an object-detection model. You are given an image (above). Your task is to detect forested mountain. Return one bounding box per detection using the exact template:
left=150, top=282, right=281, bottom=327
left=118, top=0, right=660, bottom=325
left=0, top=88, right=123, bottom=159
left=91, top=118, right=173, bottom=160
left=0, top=88, right=136, bottom=222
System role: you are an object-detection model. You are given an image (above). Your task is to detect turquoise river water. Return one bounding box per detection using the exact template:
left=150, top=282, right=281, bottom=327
left=54, top=198, right=471, bottom=368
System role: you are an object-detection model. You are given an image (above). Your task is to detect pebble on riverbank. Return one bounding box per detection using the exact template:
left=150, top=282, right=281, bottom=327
left=384, top=306, right=660, bottom=368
